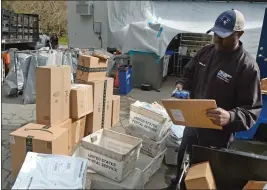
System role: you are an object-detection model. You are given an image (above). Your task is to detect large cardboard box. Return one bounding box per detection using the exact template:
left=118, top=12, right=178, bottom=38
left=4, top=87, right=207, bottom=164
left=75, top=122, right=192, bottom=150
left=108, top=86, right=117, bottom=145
left=76, top=54, right=108, bottom=81
left=71, top=117, right=86, bottom=149
left=112, top=95, right=120, bottom=127
left=9, top=123, right=69, bottom=179
left=57, top=119, right=72, bottom=155
left=185, top=161, right=216, bottom=190
left=36, top=65, right=71, bottom=125
left=162, top=99, right=222, bottom=130
left=243, top=181, right=267, bottom=190
left=76, top=77, right=114, bottom=135
left=70, top=84, right=93, bottom=119
left=261, top=78, right=267, bottom=93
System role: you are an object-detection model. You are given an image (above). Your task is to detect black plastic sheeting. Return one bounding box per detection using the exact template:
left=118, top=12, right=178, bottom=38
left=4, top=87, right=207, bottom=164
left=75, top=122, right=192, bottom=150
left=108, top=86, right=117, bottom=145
left=191, top=145, right=267, bottom=190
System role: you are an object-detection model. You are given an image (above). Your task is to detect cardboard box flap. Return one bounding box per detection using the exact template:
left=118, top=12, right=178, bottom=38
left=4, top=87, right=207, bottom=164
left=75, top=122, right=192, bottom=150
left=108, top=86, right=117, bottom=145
left=162, top=99, right=222, bottom=130
left=92, top=52, right=110, bottom=60
left=78, top=55, right=101, bottom=68
left=71, top=84, right=90, bottom=90
left=37, top=65, right=58, bottom=69
left=243, top=180, right=267, bottom=190
left=10, top=123, right=67, bottom=141
left=37, top=65, right=70, bottom=69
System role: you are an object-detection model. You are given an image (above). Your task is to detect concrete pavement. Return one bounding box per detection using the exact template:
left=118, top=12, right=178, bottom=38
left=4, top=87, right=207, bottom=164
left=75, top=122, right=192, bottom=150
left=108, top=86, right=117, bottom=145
left=1, top=83, right=176, bottom=189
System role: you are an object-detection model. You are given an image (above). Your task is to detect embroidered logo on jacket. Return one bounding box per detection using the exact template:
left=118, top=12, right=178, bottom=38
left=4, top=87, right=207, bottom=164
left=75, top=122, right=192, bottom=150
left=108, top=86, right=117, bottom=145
left=217, top=70, right=232, bottom=83
left=199, top=62, right=206, bottom=66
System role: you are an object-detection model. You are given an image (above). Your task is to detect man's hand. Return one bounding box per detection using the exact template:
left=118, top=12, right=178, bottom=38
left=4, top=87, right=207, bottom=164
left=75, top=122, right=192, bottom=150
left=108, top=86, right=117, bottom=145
left=176, top=83, right=183, bottom=91
left=206, top=108, right=231, bottom=126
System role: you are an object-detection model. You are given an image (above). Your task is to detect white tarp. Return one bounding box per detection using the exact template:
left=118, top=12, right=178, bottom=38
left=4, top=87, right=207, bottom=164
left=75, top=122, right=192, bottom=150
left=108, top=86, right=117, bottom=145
left=107, top=1, right=267, bottom=58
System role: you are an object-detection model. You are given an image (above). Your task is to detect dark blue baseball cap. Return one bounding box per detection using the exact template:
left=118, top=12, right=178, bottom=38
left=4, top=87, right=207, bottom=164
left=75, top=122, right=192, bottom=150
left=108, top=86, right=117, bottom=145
left=207, top=9, right=245, bottom=38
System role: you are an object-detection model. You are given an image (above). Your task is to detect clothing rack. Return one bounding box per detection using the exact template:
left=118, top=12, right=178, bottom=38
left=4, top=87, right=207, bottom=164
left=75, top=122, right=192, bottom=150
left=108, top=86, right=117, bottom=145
left=7, top=48, right=79, bottom=97
left=4, top=47, right=109, bottom=98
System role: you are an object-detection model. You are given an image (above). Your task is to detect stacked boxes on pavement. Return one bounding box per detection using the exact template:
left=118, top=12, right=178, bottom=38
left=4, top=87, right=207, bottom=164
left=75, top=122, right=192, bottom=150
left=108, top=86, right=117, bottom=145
left=9, top=52, right=124, bottom=189
left=126, top=100, right=173, bottom=186
left=73, top=53, right=145, bottom=189
left=75, top=53, right=114, bottom=134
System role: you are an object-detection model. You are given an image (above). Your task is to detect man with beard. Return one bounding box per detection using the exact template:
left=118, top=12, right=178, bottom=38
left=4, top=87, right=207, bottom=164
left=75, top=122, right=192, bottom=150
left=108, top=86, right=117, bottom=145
left=163, top=9, right=262, bottom=190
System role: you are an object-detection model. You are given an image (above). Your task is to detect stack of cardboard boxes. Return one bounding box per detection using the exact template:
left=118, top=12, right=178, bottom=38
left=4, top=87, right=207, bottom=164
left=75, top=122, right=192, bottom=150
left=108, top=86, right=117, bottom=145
left=75, top=53, right=120, bottom=134
left=9, top=53, right=121, bottom=182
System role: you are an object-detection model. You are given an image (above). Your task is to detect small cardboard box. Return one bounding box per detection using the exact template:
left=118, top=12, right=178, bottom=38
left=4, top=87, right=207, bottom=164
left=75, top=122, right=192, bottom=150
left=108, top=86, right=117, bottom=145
left=112, top=95, right=121, bottom=127
left=261, top=78, right=267, bottom=94
left=36, top=65, right=71, bottom=125
left=70, top=84, right=93, bottom=119
left=76, top=54, right=108, bottom=81
left=162, top=99, right=222, bottom=130
left=9, top=123, right=69, bottom=179
left=71, top=117, right=86, bottom=149
left=185, top=161, right=216, bottom=190
left=243, top=180, right=267, bottom=190
left=76, top=77, right=114, bottom=135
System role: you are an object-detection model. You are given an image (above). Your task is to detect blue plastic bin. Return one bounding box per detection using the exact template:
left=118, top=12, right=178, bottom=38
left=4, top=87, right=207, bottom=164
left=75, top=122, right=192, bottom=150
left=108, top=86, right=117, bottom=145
left=165, top=50, right=175, bottom=56
left=235, top=94, right=267, bottom=140
left=118, top=65, right=132, bottom=95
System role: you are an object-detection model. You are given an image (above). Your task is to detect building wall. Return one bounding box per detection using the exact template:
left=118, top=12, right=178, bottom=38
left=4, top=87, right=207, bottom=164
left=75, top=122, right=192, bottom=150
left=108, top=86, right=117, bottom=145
left=67, top=1, right=108, bottom=49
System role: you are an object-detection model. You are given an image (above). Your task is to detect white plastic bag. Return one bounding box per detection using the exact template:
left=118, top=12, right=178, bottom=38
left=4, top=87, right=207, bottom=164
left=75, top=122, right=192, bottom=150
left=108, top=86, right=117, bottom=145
left=63, top=51, right=74, bottom=82
left=5, top=52, right=31, bottom=95
left=2, top=59, right=5, bottom=85
left=12, top=152, right=88, bottom=189
left=23, top=54, right=48, bottom=104
left=55, top=51, right=63, bottom=66
left=39, top=50, right=56, bottom=66
left=166, top=125, right=184, bottom=147
left=18, top=53, right=32, bottom=89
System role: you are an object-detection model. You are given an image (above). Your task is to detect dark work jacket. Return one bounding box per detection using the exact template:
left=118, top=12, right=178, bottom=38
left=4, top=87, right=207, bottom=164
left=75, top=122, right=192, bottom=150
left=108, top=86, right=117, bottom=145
left=176, top=42, right=262, bottom=147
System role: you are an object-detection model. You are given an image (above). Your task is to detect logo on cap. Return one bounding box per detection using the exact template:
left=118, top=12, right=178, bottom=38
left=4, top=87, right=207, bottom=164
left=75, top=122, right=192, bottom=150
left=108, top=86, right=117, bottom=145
left=219, top=16, right=231, bottom=25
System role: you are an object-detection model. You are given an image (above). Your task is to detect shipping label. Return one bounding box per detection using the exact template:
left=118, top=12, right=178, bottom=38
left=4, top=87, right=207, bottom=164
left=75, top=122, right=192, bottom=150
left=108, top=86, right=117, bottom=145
left=170, top=109, right=185, bottom=122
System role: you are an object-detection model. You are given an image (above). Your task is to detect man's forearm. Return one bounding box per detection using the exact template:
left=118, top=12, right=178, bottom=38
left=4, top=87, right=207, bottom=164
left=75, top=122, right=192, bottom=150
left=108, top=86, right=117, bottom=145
left=224, top=106, right=262, bottom=133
